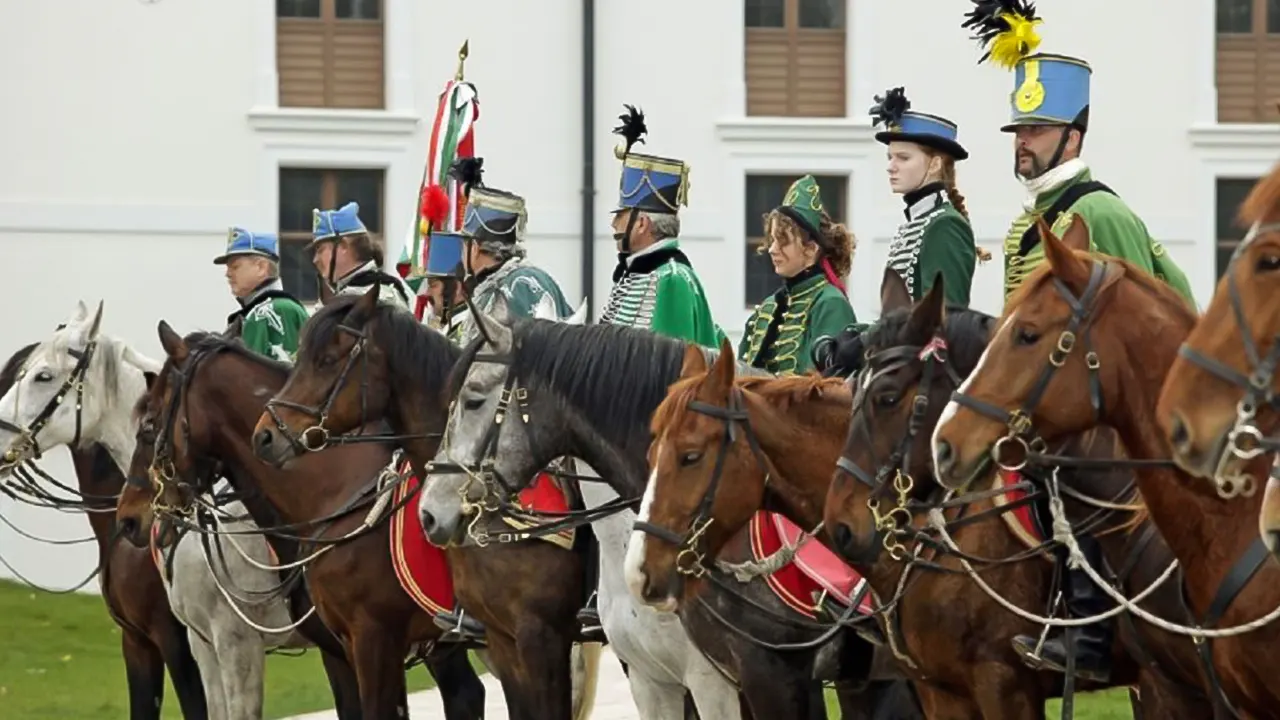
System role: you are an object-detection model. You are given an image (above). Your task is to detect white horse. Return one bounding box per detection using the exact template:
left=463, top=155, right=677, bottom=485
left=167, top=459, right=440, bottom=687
left=0, top=301, right=316, bottom=720
left=423, top=296, right=742, bottom=720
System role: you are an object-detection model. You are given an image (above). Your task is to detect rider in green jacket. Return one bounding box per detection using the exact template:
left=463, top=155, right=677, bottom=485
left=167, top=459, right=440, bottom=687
left=216, top=227, right=308, bottom=362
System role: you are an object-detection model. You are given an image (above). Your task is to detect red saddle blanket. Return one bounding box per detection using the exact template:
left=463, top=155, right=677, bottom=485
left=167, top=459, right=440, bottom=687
left=748, top=511, right=874, bottom=618
left=991, top=469, right=1047, bottom=550
left=388, top=468, right=575, bottom=615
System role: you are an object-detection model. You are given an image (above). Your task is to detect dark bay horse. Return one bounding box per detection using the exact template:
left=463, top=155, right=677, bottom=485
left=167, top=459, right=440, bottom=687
left=932, top=219, right=1280, bottom=716
left=1155, top=165, right=1280, bottom=552
left=357, top=295, right=920, bottom=719
left=248, top=290, right=600, bottom=720
left=1, top=341, right=207, bottom=719
left=113, top=323, right=489, bottom=719
left=819, top=270, right=1209, bottom=717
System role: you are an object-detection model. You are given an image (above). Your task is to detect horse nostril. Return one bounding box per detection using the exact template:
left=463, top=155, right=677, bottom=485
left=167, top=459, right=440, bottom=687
left=420, top=510, right=437, bottom=535
left=832, top=522, right=854, bottom=557
left=1169, top=414, right=1193, bottom=454
left=120, top=516, right=138, bottom=541
left=935, top=440, right=954, bottom=474
left=254, top=428, right=275, bottom=452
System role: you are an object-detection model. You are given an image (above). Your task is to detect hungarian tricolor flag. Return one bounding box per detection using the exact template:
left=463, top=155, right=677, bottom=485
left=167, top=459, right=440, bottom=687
left=398, top=41, right=479, bottom=321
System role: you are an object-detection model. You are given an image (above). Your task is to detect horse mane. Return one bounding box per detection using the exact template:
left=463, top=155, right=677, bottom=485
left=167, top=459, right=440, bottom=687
left=303, top=294, right=461, bottom=399
left=651, top=372, right=848, bottom=439
left=862, top=304, right=996, bottom=374
left=0, top=342, right=38, bottom=394
left=184, top=331, right=292, bottom=375
left=1238, top=164, right=1280, bottom=227
left=495, top=319, right=689, bottom=440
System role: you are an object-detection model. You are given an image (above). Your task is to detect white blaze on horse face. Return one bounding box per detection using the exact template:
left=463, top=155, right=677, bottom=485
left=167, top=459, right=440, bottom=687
left=624, top=441, right=664, bottom=603
left=931, top=315, right=1015, bottom=471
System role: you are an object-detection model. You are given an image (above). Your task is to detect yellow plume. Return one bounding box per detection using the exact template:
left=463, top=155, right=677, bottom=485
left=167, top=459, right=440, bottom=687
left=989, top=13, right=1042, bottom=70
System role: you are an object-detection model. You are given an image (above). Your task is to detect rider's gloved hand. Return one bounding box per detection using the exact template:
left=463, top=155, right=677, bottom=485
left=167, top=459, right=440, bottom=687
left=813, top=324, right=868, bottom=378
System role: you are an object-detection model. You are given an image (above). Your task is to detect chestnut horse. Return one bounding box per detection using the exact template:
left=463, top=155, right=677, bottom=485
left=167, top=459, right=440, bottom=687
left=630, top=291, right=1206, bottom=718
left=1156, top=165, right=1280, bottom=553
left=0, top=341, right=207, bottom=719
left=113, top=323, right=491, bottom=719
left=932, top=219, right=1280, bottom=716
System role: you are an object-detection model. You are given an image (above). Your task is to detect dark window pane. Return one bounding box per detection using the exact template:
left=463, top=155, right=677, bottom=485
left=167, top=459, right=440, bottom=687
left=799, top=0, right=845, bottom=29
left=279, top=169, right=325, bottom=233
left=279, top=237, right=320, bottom=303
left=745, top=0, right=785, bottom=27
left=276, top=0, right=320, bottom=18
left=1216, top=241, right=1241, bottom=280
left=1217, top=0, right=1253, bottom=33
left=1216, top=178, right=1257, bottom=239
left=743, top=173, right=848, bottom=305
left=336, top=0, right=381, bottom=19
left=1269, top=0, right=1280, bottom=32
left=335, top=169, right=384, bottom=233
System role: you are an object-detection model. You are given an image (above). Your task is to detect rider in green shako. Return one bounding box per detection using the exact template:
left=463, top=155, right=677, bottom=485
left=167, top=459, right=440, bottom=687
left=739, top=175, right=856, bottom=374
left=215, top=227, right=309, bottom=363
left=580, top=105, right=726, bottom=638
left=960, top=0, right=1195, bottom=683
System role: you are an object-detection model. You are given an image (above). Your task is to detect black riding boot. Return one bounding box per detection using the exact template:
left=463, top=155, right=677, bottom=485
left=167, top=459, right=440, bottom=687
left=1011, top=534, right=1114, bottom=682
left=434, top=601, right=487, bottom=643
left=576, top=523, right=605, bottom=641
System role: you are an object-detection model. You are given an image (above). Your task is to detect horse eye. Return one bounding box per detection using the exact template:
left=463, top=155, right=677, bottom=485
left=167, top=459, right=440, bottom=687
left=317, top=354, right=339, bottom=369
left=463, top=397, right=485, bottom=411
left=874, top=392, right=901, bottom=409
left=34, top=370, right=54, bottom=382
left=1256, top=254, right=1280, bottom=272
left=1015, top=328, right=1041, bottom=346
left=679, top=451, right=703, bottom=467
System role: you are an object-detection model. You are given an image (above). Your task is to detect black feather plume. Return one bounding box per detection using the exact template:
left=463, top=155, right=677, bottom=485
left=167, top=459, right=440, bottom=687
left=961, top=0, right=1039, bottom=64
left=612, top=104, right=647, bottom=157
left=448, top=157, right=485, bottom=195
left=869, top=88, right=911, bottom=129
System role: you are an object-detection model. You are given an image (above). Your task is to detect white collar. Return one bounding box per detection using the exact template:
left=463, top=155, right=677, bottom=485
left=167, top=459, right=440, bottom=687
left=1021, top=158, right=1089, bottom=212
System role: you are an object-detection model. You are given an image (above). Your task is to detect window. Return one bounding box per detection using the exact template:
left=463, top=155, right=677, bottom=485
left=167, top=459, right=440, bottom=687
left=278, top=168, right=386, bottom=301
left=744, top=0, right=847, bottom=117
left=276, top=0, right=385, bottom=109
left=1215, top=0, right=1280, bottom=122
left=1215, top=177, right=1258, bottom=278
left=744, top=174, right=848, bottom=306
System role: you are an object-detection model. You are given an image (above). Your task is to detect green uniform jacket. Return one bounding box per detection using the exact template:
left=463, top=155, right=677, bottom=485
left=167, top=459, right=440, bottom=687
left=449, top=258, right=574, bottom=346
left=1004, top=169, right=1195, bottom=307
left=739, top=269, right=857, bottom=375
left=230, top=280, right=309, bottom=363
left=600, top=238, right=724, bottom=349
left=885, top=186, right=977, bottom=307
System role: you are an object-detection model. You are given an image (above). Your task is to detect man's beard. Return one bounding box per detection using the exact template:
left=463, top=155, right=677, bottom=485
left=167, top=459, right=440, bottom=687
left=1015, top=151, right=1048, bottom=180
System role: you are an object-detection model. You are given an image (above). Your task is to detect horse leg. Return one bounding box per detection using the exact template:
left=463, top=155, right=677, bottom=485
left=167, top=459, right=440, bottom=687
left=1135, top=668, right=1216, bottom=720
left=836, top=680, right=924, bottom=720
left=684, top=652, right=741, bottom=720
left=188, top=631, right=228, bottom=720
left=154, top=617, right=209, bottom=720
left=738, top=653, right=814, bottom=718
left=623, top=668, right=685, bottom=720
left=423, top=644, right=486, bottom=720
left=121, top=628, right=165, bottom=720
left=970, top=662, right=1042, bottom=720
left=349, top=623, right=410, bottom=718
left=513, top=619, right=574, bottom=720
left=319, top=648, right=365, bottom=720
left=914, top=684, right=980, bottom=720
left=209, top=627, right=266, bottom=720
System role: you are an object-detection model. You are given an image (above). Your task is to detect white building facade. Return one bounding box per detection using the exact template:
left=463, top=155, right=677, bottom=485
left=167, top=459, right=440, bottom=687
left=0, top=0, right=1277, bottom=588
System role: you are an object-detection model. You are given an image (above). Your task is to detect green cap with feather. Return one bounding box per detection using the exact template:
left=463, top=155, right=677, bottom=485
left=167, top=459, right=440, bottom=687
left=776, top=174, right=826, bottom=241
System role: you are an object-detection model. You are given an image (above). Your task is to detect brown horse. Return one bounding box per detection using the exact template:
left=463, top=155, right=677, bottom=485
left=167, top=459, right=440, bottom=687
left=1, top=341, right=208, bottom=720
left=633, top=310, right=1203, bottom=719
left=1156, top=165, right=1280, bottom=550
left=932, top=219, right=1280, bottom=716
left=113, top=323, right=490, bottom=719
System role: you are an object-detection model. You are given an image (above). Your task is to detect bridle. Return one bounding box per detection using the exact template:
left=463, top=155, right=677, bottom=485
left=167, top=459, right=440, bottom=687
left=835, top=333, right=959, bottom=562
left=0, top=337, right=97, bottom=468
left=632, top=386, right=776, bottom=577
left=949, top=260, right=1115, bottom=480
left=262, top=315, right=439, bottom=454
left=1176, top=220, right=1280, bottom=496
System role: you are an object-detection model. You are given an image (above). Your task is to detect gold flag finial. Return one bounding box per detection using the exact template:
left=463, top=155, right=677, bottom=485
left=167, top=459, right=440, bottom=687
left=455, top=40, right=469, bottom=81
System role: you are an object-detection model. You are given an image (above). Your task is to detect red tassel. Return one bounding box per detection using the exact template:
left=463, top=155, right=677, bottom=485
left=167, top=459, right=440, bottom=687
left=821, top=258, right=847, bottom=295
left=419, top=184, right=451, bottom=228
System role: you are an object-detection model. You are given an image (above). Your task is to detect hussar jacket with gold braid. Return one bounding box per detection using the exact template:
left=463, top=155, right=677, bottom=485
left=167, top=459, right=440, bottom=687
left=600, top=238, right=724, bottom=349
left=1003, top=168, right=1194, bottom=307
left=739, top=267, right=857, bottom=375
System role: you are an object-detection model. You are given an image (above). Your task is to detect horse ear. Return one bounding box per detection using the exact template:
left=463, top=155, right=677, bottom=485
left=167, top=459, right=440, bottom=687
left=122, top=345, right=164, bottom=375
left=680, top=344, right=708, bottom=379
left=1058, top=213, right=1091, bottom=253
left=906, top=273, right=947, bottom=342
left=880, top=266, right=912, bottom=314
left=86, top=300, right=105, bottom=341
left=347, top=285, right=381, bottom=325
left=157, top=320, right=188, bottom=364
left=705, top=336, right=737, bottom=395
left=74, top=300, right=89, bottom=322
left=1039, top=216, right=1091, bottom=291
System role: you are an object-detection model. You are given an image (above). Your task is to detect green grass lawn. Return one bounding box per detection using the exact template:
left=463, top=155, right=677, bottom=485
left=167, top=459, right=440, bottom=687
left=821, top=686, right=1134, bottom=718
left=0, top=579, right=439, bottom=719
